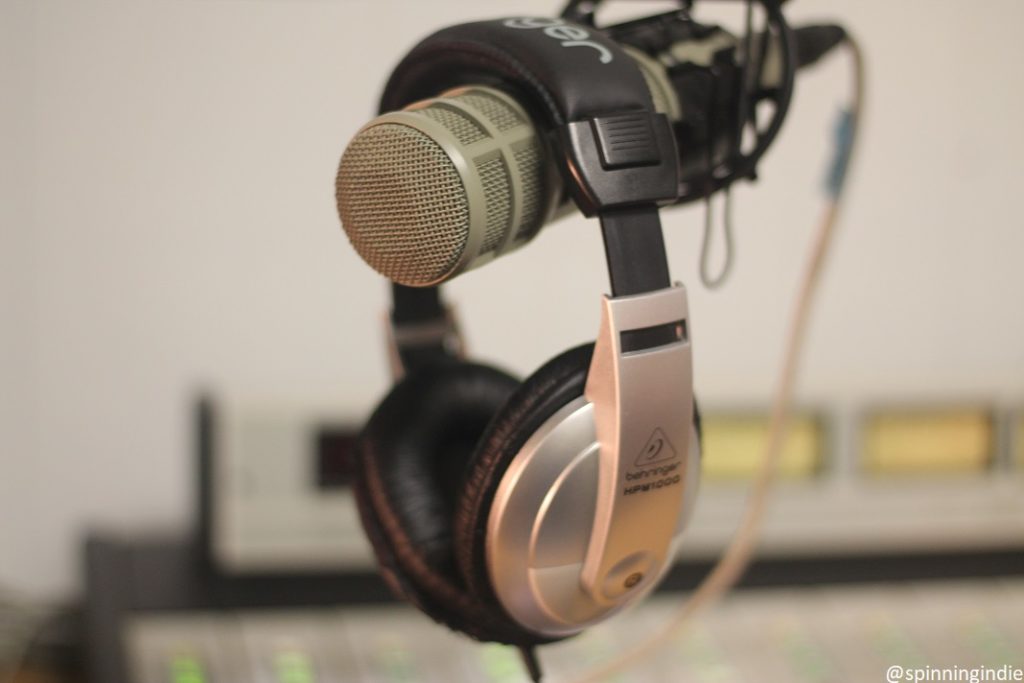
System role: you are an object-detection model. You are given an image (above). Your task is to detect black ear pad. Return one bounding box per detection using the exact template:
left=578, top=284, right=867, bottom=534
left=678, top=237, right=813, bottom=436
left=453, top=343, right=596, bottom=610
left=353, top=360, right=552, bottom=645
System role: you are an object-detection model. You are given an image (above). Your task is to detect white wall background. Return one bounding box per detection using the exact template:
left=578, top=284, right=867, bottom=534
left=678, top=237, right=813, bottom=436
left=1, top=0, right=1022, bottom=599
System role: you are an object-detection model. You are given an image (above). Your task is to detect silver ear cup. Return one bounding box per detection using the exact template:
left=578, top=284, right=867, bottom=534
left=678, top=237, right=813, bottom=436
left=486, top=397, right=701, bottom=637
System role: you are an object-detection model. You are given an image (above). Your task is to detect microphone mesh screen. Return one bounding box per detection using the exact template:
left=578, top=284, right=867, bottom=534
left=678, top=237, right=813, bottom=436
left=477, top=156, right=513, bottom=252
left=336, top=86, right=560, bottom=286
left=336, top=123, right=470, bottom=285
left=456, top=92, right=522, bottom=132
left=513, top=142, right=544, bottom=241
left=420, top=106, right=487, bottom=145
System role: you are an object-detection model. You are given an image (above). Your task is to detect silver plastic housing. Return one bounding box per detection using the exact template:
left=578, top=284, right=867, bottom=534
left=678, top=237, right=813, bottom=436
left=487, top=398, right=701, bottom=637
left=487, top=285, right=699, bottom=637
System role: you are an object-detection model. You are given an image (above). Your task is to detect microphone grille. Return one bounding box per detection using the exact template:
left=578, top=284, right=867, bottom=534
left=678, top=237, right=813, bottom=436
left=336, top=122, right=471, bottom=286
left=336, top=87, right=556, bottom=287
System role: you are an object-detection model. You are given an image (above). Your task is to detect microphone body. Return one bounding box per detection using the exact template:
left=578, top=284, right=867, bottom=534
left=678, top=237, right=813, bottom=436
left=335, top=20, right=838, bottom=287
left=336, top=49, right=680, bottom=287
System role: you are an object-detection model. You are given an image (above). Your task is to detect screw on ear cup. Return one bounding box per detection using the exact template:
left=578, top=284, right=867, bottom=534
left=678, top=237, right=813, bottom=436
left=453, top=343, right=596, bottom=618
left=352, top=360, right=552, bottom=645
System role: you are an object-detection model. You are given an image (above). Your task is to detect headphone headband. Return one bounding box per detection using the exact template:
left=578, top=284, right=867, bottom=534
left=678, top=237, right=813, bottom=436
left=380, top=18, right=655, bottom=122
left=385, top=18, right=682, bottom=370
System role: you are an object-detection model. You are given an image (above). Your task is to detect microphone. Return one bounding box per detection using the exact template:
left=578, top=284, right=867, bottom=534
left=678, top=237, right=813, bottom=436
left=335, top=21, right=841, bottom=287
left=335, top=48, right=679, bottom=287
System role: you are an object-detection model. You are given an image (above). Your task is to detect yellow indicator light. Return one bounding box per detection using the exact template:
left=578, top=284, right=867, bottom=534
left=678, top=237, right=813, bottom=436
left=701, top=413, right=823, bottom=480
left=863, top=409, right=993, bottom=475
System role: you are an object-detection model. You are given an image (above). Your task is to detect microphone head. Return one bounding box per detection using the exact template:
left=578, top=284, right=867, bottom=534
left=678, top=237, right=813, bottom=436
left=336, top=86, right=560, bottom=287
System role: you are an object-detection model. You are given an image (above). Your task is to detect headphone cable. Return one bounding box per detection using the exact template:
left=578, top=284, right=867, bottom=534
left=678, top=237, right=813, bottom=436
left=569, top=30, right=865, bottom=683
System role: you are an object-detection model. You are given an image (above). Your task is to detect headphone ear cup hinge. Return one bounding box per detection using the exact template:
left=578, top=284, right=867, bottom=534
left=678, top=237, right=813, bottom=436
left=385, top=304, right=466, bottom=380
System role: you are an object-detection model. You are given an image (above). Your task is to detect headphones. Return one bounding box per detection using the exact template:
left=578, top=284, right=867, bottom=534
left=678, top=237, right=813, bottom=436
left=346, top=16, right=702, bottom=651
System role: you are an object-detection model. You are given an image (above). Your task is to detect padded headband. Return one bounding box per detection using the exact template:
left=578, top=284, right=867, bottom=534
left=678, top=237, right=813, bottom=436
left=379, top=18, right=656, bottom=122
left=382, top=18, right=681, bottom=368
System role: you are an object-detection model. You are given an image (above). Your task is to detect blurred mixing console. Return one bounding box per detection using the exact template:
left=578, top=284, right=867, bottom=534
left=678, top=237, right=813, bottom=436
left=124, top=579, right=1024, bottom=683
